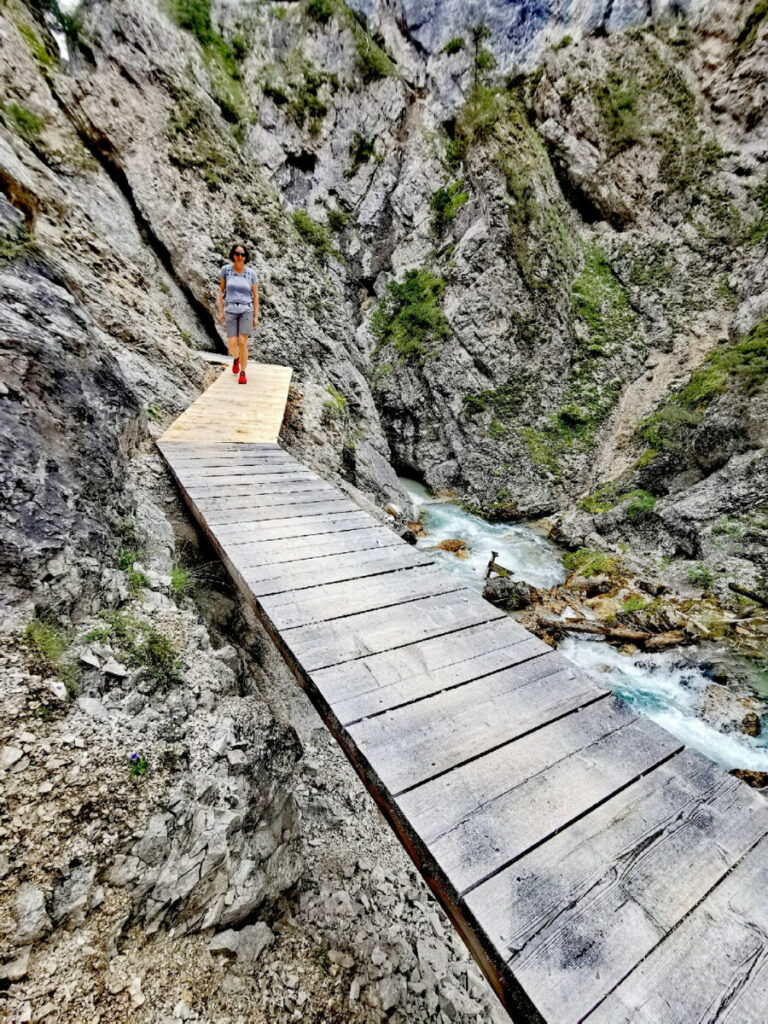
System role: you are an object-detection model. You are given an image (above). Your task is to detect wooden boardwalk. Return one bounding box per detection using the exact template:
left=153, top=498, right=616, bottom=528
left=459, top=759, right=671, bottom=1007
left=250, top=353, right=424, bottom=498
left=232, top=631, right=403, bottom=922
left=159, top=365, right=768, bottom=1023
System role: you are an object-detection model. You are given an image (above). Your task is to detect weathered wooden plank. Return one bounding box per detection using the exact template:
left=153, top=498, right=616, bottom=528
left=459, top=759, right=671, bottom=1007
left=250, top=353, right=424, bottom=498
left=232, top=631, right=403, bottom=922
left=215, top=510, right=372, bottom=543
left=398, top=698, right=682, bottom=895
left=160, top=448, right=292, bottom=464
left=466, top=749, right=768, bottom=1023
left=184, top=474, right=319, bottom=499
left=283, top=590, right=507, bottom=673
left=243, top=544, right=434, bottom=597
left=584, top=831, right=768, bottom=1024
left=164, top=454, right=300, bottom=472
left=202, top=497, right=356, bottom=526
left=318, top=617, right=539, bottom=724
left=168, top=464, right=306, bottom=483
left=192, top=483, right=339, bottom=513
left=225, top=526, right=404, bottom=569
left=260, top=564, right=462, bottom=630
left=349, top=650, right=606, bottom=794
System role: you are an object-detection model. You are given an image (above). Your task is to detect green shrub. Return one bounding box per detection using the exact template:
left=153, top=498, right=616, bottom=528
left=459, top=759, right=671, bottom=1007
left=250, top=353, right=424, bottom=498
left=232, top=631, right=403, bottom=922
left=430, top=181, right=469, bottom=233
left=15, top=20, right=58, bottom=69
left=562, top=548, right=620, bottom=577
left=687, top=564, right=715, bottom=590
left=306, top=0, right=334, bottom=22
left=370, top=268, right=450, bottom=360
left=128, top=753, right=149, bottom=777
left=349, top=132, right=375, bottom=173
left=86, top=611, right=182, bottom=688
left=327, top=208, right=350, bottom=232
left=623, top=489, right=656, bottom=519
left=292, top=209, right=336, bottom=261
left=3, top=102, right=45, bottom=143
left=24, top=620, right=77, bottom=692
left=443, top=37, right=465, bottom=55
left=230, top=34, right=248, bottom=60
left=737, top=0, right=768, bottom=49
left=323, top=383, right=347, bottom=416
left=591, top=74, right=642, bottom=156
left=620, top=596, right=648, bottom=613
left=579, top=482, right=621, bottom=514
left=171, top=565, right=195, bottom=595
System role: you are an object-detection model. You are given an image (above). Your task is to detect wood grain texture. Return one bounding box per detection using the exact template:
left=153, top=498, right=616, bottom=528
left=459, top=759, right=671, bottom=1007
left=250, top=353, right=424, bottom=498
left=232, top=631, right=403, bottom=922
left=467, top=749, right=768, bottom=1022
left=348, top=650, right=606, bottom=794
left=584, top=830, right=768, bottom=1024
left=283, top=589, right=507, bottom=673
left=159, top=363, right=292, bottom=444
left=157, top=374, right=768, bottom=1024
left=243, top=544, right=435, bottom=597
left=398, top=697, right=683, bottom=894
left=260, top=564, right=463, bottom=630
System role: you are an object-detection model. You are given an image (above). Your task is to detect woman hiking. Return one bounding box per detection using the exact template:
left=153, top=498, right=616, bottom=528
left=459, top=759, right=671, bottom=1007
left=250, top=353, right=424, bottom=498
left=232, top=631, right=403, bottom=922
left=217, top=243, right=259, bottom=384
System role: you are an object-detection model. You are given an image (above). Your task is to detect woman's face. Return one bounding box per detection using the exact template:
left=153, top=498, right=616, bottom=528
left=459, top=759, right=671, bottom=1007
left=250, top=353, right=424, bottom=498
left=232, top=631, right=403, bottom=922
left=232, top=247, right=246, bottom=266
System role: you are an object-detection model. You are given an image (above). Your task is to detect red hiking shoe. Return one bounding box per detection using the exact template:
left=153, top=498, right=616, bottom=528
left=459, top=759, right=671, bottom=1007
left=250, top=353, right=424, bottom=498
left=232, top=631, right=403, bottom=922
left=232, top=357, right=240, bottom=375
left=238, top=370, right=247, bottom=385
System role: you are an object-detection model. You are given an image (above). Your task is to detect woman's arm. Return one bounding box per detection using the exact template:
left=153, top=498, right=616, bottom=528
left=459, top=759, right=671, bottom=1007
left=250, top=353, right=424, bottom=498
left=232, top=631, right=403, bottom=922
left=217, top=278, right=226, bottom=323
left=252, top=282, right=260, bottom=325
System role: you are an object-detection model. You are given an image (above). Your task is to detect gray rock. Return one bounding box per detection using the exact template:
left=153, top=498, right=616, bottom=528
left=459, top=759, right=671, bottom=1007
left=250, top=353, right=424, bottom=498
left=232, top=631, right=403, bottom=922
left=482, top=577, right=531, bottom=610
left=76, top=697, right=111, bottom=720
left=101, top=658, right=128, bottom=679
left=0, top=746, right=23, bottom=770
left=208, top=921, right=274, bottom=962
left=13, top=883, right=51, bottom=946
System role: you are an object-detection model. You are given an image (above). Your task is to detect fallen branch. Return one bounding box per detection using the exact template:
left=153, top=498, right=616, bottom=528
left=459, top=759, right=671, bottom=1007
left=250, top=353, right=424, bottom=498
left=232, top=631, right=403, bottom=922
left=728, top=582, right=768, bottom=608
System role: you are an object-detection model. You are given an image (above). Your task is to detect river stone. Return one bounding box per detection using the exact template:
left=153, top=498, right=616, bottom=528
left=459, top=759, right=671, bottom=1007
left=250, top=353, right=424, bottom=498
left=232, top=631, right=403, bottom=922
left=482, top=577, right=531, bottom=610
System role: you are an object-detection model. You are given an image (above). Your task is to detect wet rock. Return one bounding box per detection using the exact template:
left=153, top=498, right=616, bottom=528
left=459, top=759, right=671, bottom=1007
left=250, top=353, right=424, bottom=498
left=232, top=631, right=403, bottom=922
left=732, top=769, right=768, bottom=789
left=482, top=577, right=531, bottom=610
left=567, top=575, right=612, bottom=597
left=434, top=538, right=469, bottom=558
left=644, top=630, right=687, bottom=651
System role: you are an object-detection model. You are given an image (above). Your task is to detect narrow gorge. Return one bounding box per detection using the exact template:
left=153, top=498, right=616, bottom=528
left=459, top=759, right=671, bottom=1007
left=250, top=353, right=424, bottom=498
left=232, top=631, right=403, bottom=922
left=1, top=0, right=767, bottom=1021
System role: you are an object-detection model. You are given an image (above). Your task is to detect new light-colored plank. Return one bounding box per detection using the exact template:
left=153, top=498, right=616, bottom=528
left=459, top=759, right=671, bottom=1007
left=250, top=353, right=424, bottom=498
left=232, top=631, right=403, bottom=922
left=159, top=362, right=292, bottom=443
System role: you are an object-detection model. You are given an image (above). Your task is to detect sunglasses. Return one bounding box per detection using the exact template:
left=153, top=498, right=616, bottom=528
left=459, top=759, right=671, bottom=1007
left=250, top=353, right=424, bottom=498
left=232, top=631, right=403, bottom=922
left=233, top=251, right=246, bottom=257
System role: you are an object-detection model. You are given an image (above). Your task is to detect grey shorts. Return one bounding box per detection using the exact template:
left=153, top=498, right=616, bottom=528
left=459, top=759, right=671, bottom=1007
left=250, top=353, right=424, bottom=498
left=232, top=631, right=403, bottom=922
left=225, top=308, right=253, bottom=337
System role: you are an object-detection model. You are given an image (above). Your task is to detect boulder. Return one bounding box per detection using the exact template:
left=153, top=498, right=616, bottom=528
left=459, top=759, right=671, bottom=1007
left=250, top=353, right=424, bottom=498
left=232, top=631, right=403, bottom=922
left=208, top=921, right=274, bottom=963
left=483, top=577, right=531, bottom=610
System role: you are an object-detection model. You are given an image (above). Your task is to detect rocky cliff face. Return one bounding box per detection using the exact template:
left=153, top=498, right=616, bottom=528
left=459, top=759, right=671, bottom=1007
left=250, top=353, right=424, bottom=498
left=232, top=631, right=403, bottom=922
left=1, top=0, right=767, bottom=1020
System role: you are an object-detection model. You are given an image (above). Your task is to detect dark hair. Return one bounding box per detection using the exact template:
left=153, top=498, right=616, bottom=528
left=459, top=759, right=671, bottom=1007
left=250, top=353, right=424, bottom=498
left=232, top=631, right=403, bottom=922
left=229, top=242, right=250, bottom=261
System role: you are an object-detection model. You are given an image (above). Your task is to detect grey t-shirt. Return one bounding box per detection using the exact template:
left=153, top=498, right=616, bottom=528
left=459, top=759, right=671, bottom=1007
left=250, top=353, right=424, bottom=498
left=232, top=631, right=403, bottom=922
left=220, top=264, right=258, bottom=313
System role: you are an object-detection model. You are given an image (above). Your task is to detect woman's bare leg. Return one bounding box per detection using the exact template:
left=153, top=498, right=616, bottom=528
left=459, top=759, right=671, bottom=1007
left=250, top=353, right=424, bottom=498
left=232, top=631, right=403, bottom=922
left=238, top=335, right=249, bottom=371
left=226, top=335, right=239, bottom=360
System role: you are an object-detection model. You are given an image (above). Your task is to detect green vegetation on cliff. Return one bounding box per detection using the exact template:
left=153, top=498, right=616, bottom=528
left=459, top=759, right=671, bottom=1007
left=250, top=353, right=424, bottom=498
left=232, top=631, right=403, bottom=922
left=170, top=0, right=249, bottom=127
left=430, top=181, right=469, bottom=233
left=2, top=101, right=45, bottom=143
left=371, top=269, right=450, bottom=360
left=636, top=319, right=768, bottom=454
